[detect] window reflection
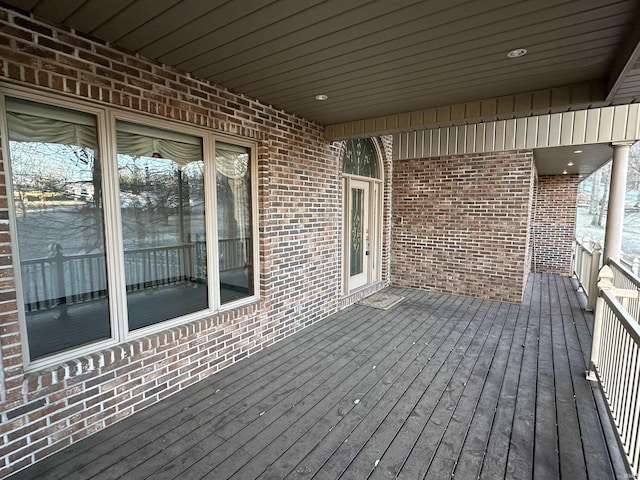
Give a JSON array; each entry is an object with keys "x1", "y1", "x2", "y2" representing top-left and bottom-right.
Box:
[
  {"x1": 6, "y1": 98, "x2": 111, "y2": 360},
  {"x1": 216, "y1": 143, "x2": 253, "y2": 303},
  {"x1": 116, "y1": 121, "x2": 207, "y2": 330}
]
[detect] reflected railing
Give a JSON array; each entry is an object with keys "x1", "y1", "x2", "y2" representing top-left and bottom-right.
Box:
[{"x1": 21, "y1": 238, "x2": 250, "y2": 312}]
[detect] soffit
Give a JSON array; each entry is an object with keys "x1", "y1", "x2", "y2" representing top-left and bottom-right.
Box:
[
  {"x1": 2, "y1": 0, "x2": 640, "y2": 132},
  {"x1": 393, "y1": 104, "x2": 640, "y2": 176},
  {"x1": 534, "y1": 144, "x2": 613, "y2": 178}
]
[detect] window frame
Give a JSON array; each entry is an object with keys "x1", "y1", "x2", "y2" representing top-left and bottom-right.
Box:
[{"x1": 1, "y1": 86, "x2": 260, "y2": 371}]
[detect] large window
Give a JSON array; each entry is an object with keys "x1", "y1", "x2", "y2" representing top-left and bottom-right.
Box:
[
  {"x1": 6, "y1": 98, "x2": 110, "y2": 360},
  {"x1": 3, "y1": 94, "x2": 258, "y2": 365},
  {"x1": 216, "y1": 143, "x2": 254, "y2": 303},
  {"x1": 116, "y1": 121, "x2": 208, "y2": 330}
]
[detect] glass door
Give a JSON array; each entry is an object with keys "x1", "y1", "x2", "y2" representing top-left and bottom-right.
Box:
[{"x1": 349, "y1": 180, "x2": 370, "y2": 290}]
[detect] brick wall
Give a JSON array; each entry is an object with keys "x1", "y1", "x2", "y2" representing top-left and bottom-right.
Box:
[
  {"x1": 391, "y1": 150, "x2": 535, "y2": 303},
  {"x1": 0, "y1": 7, "x2": 392, "y2": 477},
  {"x1": 532, "y1": 174, "x2": 579, "y2": 275}
]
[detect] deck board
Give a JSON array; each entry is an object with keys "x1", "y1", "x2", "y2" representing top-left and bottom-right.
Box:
[
  {"x1": 8, "y1": 275, "x2": 628, "y2": 480},
  {"x1": 550, "y1": 276, "x2": 588, "y2": 480},
  {"x1": 186, "y1": 291, "x2": 459, "y2": 479},
  {"x1": 395, "y1": 300, "x2": 504, "y2": 480},
  {"x1": 419, "y1": 302, "x2": 516, "y2": 480},
  {"x1": 275, "y1": 293, "x2": 469, "y2": 480},
  {"x1": 533, "y1": 275, "x2": 561, "y2": 480},
  {"x1": 254, "y1": 291, "x2": 460, "y2": 480},
  {"x1": 556, "y1": 276, "x2": 616, "y2": 479},
  {"x1": 22, "y1": 298, "x2": 374, "y2": 479},
  {"x1": 478, "y1": 302, "x2": 530, "y2": 480},
  {"x1": 504, "y1": 273, "x2": 541, "y2": 480},
  {"x1": 89, "y1": 297, "x2": 423, "y2": 480},
  {"x1": 327, "y1": 298, "x2": 491, "y2": 478}
]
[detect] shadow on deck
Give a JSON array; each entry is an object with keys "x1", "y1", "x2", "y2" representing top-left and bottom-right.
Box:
[{"x1": 9, "y1": 274, "x2": 628, "y2": 479}]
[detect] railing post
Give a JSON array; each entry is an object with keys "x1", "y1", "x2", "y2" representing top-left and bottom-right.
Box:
[
  {"x1": 587, "y1": 265, "x2": 614, "y2": 381},
  {"x1": 587, "y1": 243, "x2": 602, "y2": 311},
  {"x1": 574, "y1": 236, "x2": 583, "y2": 277},
  {"x1": 634, "y1": 257, "x2": 640, "y2": 277},
  {"x1": 51, "y1": 242, "x2": 69, "y2": 320}
]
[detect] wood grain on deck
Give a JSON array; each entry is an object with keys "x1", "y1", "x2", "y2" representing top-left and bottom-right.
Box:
[{"x1": 9, "y1": 275, "x2": 625, "y2": 480}]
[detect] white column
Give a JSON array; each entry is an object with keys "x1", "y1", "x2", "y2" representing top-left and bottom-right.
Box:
[{"x1": 603, "y1": 141, "x2": 633, "y2": 262}]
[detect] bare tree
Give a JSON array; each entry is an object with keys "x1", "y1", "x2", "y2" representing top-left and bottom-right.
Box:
[
  {"x1": 592, "y1": 162, "x2": 611, "y2": 227},
  {"x1": 8, "y1": 140, "x2": 104, "y2": 257}
]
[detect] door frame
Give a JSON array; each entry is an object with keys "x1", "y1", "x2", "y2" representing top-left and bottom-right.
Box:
[{"x1": 343, "y1": 175, "x2": 382, "y2": 293}]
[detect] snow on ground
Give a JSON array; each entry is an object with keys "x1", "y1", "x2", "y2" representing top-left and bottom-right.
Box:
[{"x1": 575, "y1": 206, "x2": 640, "y2": 263}]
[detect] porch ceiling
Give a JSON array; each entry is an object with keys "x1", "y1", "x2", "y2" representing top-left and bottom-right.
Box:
[
  {"x1": 3, "y1": 0, "x2": 640, "y2": 139},
  {"x1": 534, "y1": 143, "x2": 613, "y2": 178}
]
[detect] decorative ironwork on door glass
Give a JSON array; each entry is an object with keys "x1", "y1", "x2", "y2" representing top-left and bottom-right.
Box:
[
  {"x1": 350, "y1": 188, "x2": 364, "y2": 275},
  {"x1": 343, "y1": 139, "x2": 378, "y2": 178}
]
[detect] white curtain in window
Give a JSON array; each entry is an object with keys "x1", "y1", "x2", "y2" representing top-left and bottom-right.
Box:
[
  {"x1": 116, "y1": 126, "x2": 247, "y2": 180},
  {"x1": 116, "y1": 130, "x2": 202, "y2": 164},
  {"x1": 216, "y1": 147, "x2": 248, "y2": 180},
  {"x1": 6, "y1": 111, "x2": 98, "y2": 148},
  {"x1": 7, "y1": 100, "x2": 249, "y2": 179}
]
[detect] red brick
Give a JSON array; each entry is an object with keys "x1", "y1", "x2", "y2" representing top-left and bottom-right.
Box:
[
  {"x1": 533, "y1": 175, "x2": 579, "y2": 275},
  {"x1": 392, "y1": 151, "x2": 534, "y2": 303}
]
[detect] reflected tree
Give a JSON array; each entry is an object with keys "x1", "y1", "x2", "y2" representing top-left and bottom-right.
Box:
[{"x1": 9, "y1": 141, "x2": 104, "y2": 257}]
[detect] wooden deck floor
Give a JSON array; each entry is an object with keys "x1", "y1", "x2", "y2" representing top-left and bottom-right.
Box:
[{"x1": 10, "y1": 274, "x2": 628, "y2": 480}]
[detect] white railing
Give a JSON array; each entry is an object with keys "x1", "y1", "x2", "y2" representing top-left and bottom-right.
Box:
[
  {"x1": 573, "y1": 236, "x2": 640, "y2": 311},
  {"x1": 621, "y1": 256, "x2": 640, "y2": 278},
  {"x1": 587, "y1": 266, "x2": 640, "y2": 477},
  {"x1": 573, "y1": 236, "x2": 602, "y2": 310},
  {"x1": 610, "y1": 259, "x2": 640, "y2": 325}
]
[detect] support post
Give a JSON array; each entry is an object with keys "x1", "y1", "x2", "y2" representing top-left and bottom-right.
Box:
[
  {"x1": 587, "y1": 265, "x2": 614, "y2": 381},
  {"x1": 603, "y1": 142, "x2": 634, "y2": 263},
  {"x1": 587, "y1": 243, "x2": 602, "y2": 311}
]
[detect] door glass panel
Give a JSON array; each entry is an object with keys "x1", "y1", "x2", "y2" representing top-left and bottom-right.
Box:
[
  {"x1": 116, "y1": 121, "x2": 207, "y2": 330},
  {"x1": 350, "y1": 187, "x2": 364, "y2": 276},
  {"x1": 343, "y1": 139, "x2": 378, "y2": 178},
  {"x1": 6, "y1": 98, "x2": 111, "y2": 360}
]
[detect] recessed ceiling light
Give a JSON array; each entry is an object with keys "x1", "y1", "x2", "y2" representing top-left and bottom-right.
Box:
[
  {"x1": 315, "y1": 94, "x2": 328, "y2": 101},
  {"x1": 507, "y1": 48, "x2": 527, "y2": 58},
  {"x1": 562, "y1": 169, "x2": 568, "y2": 175},
  {"x1": 573, "y1": 149, "x2": 583, "y2": 154},
  {"x1": 567, "y1": 162, "x2": 574, "y2": 166}
]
